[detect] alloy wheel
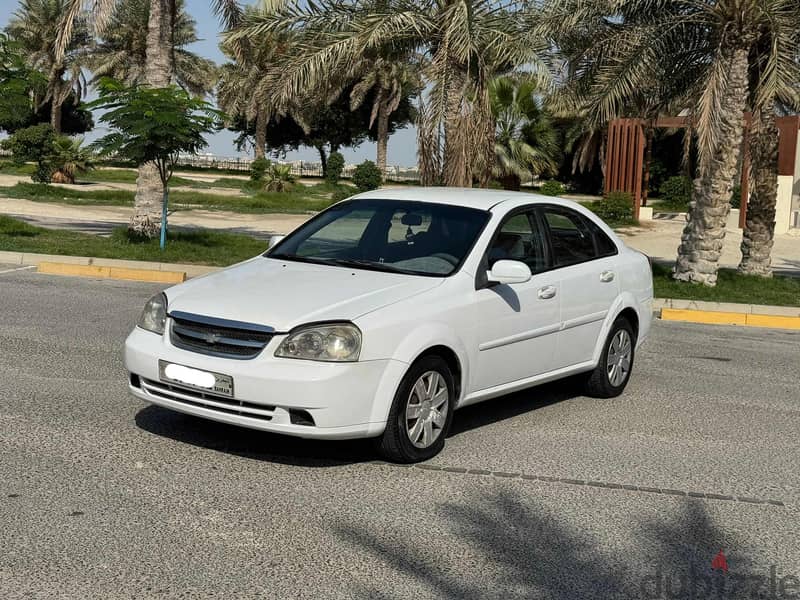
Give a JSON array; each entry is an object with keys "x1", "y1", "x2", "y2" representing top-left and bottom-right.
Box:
[
  {"x1": 606, "y1": 329, "x2": 632, "y2": 387},
  {"x1": 405, "y1": 370, "x2": 449, "y2": 449}
]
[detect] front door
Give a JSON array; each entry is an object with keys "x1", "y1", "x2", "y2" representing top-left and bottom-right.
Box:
[{"x1": 472, "y1": 209, "x2": 561, "y2": 392}]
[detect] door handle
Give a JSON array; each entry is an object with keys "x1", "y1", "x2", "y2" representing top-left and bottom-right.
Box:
[
  {"x1": 600, "y1": 270, "x2": 615, "y2": 283},
  {"x1": 538, "y1": 285, "x2": 557, "y2": 299}
]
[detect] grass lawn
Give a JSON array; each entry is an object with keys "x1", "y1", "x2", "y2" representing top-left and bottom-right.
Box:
[
  {"x1": 0, "y1": 182, "x2": 339, "y2": 213},
  {"x1": 0, "y1": 215, "x2": 266, "y2": 266},
  {"x1": 652, "y1": 263, "x2": 800, "y2": 307}
]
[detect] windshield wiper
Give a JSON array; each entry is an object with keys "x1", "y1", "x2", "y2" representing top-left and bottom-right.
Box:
[{"x1": 326, "y1": 258, "x2": 414, "y2": 274}]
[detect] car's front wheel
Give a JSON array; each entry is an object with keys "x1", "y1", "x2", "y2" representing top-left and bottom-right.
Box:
[
  {"x1": 376, "y1": 355, "x2": 455, "y2": 463},
  {"x1": 584, "y1": 317, "x2": 636, "y2": 398}
]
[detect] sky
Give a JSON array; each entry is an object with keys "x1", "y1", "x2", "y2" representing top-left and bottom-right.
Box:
[{"x1": 0, "y1": 0, "x2": 418, "y2": 167}]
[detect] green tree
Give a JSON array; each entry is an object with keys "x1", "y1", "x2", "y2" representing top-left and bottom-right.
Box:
[
  {"x1": 5, "y1": 0, "x2": 90, "y2": 133},
  {"x1": 490, "y1": 76, "x2": 559, "y2": 191},
  {"x1": 87, "y1": 0, "x2": 218, "y2": 96},
  {"x1": 88, "y1": 80, "x2": 220, "y2": 247},
  {"x1": 0, "y1": 33, "x2": 41, "y2": 132},
  {"x1": 1, "y1": 123, "x2": 56, "y2": 182}
]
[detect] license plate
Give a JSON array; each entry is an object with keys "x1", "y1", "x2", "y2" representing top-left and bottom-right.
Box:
[{"x1": 158, "y1": 360, "x2": 234, "y2": 397}]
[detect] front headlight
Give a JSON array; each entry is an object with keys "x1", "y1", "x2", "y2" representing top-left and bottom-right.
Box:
[
  {"x1": 137, "y1": 293, "x2": 167, "y2": 335},
  {"x1": 275, "y1": 323, "x2": 361, "y2": 362}
]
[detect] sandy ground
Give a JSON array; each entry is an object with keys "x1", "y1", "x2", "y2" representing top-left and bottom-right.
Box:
[{"x1": 0, "y1": 173, "x2": 245, "y2": 196}]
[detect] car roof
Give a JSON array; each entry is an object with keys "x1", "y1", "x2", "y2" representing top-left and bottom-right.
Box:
[{"x1": 353, "y1": 187, "x2": 556, "y2": 211}]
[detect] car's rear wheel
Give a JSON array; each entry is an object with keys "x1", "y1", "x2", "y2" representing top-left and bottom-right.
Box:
[
  {"x1": 584, "y1": 317, "x2": 636, "y2": 398},
  {"x1": 376, "y1": 355, "x2": 455, "y2": 463}
]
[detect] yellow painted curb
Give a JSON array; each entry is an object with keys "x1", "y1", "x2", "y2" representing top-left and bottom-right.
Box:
[
  {"x1": 661, "y1": 308, "x2": 800, "y2": 330},
  {"x1": 661, "y1": 308, "x2": 746, "y2": 326},
  {"x1": 37, "y1": 262, "x2": 185, "y2": 284},
  {"x1": 746, "y1": 314, "x2": 800, "y2": 331}
]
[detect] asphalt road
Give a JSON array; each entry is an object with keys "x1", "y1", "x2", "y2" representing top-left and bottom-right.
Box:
[{"x1": 2, "y1": 265, "x2": 799, "y2": 599}]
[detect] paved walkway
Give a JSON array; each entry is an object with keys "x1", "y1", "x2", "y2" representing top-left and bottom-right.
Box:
[{"x1": 617, "y1": 211, "x2": 800, "y2": 274}]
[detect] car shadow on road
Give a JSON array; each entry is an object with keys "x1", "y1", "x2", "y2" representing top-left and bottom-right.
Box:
[
  {"x1": 448, "y1": 377, "x2": 586, "y2": 437},
  {"x1": 334, "y1": 489, "x2": 764, "y2": 599},
  {"x1": 134, "y1": 405, "x2": 376, "y2": 467},
  {"x1": 134, "y1": 379, "x2": 582, "y2": 468}
]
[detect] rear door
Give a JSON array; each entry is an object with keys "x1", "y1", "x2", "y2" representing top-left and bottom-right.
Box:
[{"x1": 539, "y1": 205, "x2": 620, "y2": 369}]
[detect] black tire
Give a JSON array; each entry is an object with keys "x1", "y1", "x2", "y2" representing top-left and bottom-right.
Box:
[
  {"x1": 375, "y1": 355, "x2": 456, "y2": 463},
  {"x1": 584, "y1": 317, "x2": 636, "y2": 398}
]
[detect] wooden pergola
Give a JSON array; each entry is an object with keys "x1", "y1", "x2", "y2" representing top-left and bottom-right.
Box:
[{"x1": 604, "y1": 115, "x2": 800, "y2": 227}]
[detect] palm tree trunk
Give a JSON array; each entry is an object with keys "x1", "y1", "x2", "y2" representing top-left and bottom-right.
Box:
[
  {"x1": 376, "y1": 101, "x2": 389, "y2": 177},
  {"x1": 316, "y1": 143, "x2": 328, "y2": 177},
  {"x1": 131, "y1": 0, "x2": 175, "y2": 238},
  {"x1": 674, "y1": 47, "x2": 749, "y2": 286},
  {"x1": 443, "y1": 68, "x2": 470, "y2": 187},
  {"x1": 738, "y1": 109, "x2": 778, "y2": 277},
  {"x1": 50, "y1": 100, "x2": 62, "y2": 134},
  {"x1": 254, "y1": 109, "x2": 267, "y2": 159}
]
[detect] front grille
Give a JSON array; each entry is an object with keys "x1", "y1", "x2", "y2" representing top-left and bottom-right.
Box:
[
  {"x1": 139, "y1": 377, "x2": 276, "y2": 421},
  {"x1": 169, "y1": 311, "x2": 274, "y2": 359}
]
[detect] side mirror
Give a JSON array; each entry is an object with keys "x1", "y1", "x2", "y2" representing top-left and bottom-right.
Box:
[
  {"x1": 487, "y1": 260, "x2": 532, "y2": 285},
  {"x1": 269, "y1": 234, "x2": 285, "y2": 248}
]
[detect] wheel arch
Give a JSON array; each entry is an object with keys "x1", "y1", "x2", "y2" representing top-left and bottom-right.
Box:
[{"x1": 591, "y1": 293, "x2": 642, "y2": 365}]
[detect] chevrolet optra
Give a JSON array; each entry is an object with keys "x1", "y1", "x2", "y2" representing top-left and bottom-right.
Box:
[{"x1": 125, "y1": 188, "x2": 653, "y2": 462}]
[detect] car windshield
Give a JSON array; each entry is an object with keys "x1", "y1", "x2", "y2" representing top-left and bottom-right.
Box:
[{"x1": 266, "y1": 199, "x2": 490, "y2": 277}]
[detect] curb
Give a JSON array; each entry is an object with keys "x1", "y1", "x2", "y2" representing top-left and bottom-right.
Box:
[
  {"x1": 656, "y1": 299, "x2": 800, "y2": 330},
  {"x1": 0, "y1": 250, "x2": 220, "y2": 279},
  {"x1": 38, "y1": 262, "x2": 186, "y2": 284}
]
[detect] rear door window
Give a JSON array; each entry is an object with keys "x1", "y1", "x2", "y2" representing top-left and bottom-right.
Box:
[{"x1": 541, "y1": 207, "x2": 598, "y2": 267}]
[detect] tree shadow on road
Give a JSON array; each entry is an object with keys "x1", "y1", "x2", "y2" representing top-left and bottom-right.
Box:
[{"x1": 335, "y1": 488, "x2": 765, "y2": 599}]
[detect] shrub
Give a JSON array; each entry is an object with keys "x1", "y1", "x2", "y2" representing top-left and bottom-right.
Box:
[
  {"x1": 331, "y1": 188, "x2": 354, "y2": 202},
  {"x1": 539, "y1": 179, "x2": 564, "y2": 196},
  {"x1": 352, "y1": 160, "x2": 382, "y2": 192},
  {"x1": 49, "y1": 136, "x2": 94, "y2": 184},
  {"x1": 730, "y1": 184, "x2": 742, "y2": 209},
  {"x1": 591, "y1": 191, "x2": 634, "y2": 224},
  {"x1": 657, "y1": 175, "x2": 693, "y2": 211},
  {"x1": 1, "y1": 123, "x2": 56, "y2": 183},
  {"x1": 265, "y1": 163, "x2": 295, "y2": 192},
  {"x1": 326, "y1": 151, "x2": 345, "y2": 184},
  {"x1": 250, "y1": 157, "x2": 271, "y2": 182}
]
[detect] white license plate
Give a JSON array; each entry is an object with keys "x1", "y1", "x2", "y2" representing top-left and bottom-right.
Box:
[{"x1": 158, "y1": 360, "x2": 234, "y2": 397}]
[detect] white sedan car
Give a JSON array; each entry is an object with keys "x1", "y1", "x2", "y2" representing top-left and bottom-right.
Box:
[{"x1": 125, "y1": 188, "x2": 652, "y2": 462}]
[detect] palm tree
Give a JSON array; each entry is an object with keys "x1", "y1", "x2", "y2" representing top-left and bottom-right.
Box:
[
  {"x1": 5, "y1": 0, "x2": 90, "y2": 133},
  {"x1": 738, "y1": 4, "x2": 800, "y2": 276},
  {"x1": 218, "y1": 8, "x2": 289, "y2": 160},
  {"x1": 55, "y1": 0, "x2": 239, "y2": 237},
  {"x1": 229, "y1": 0, "x2": 550, "y2": 187},
  {"x1": 541, "y1": 0, "x2": 794, "y2": 286},
  {"x1": 490, "y1": 76, "x2": 559, "y2": 191},
  {"x1": 345, "y1": 56, "x2": 422, "y2": 174},
  {"x1": 87, "y1": 0, "x2": 217, "y2": 95}
]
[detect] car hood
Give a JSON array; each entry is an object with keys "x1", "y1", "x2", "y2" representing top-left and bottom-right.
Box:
[{"x1": 166, "y1": 257, "x2": 443, "y2": 331}]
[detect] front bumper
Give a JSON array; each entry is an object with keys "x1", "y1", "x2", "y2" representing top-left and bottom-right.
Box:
[{"x1": 124, "y1": 326, "x2": 407, "y2": 440}]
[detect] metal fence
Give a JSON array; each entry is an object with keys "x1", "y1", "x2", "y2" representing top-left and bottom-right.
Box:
[{"x1": 175, "y1": 154, "x2": 420, "y2": 182}]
